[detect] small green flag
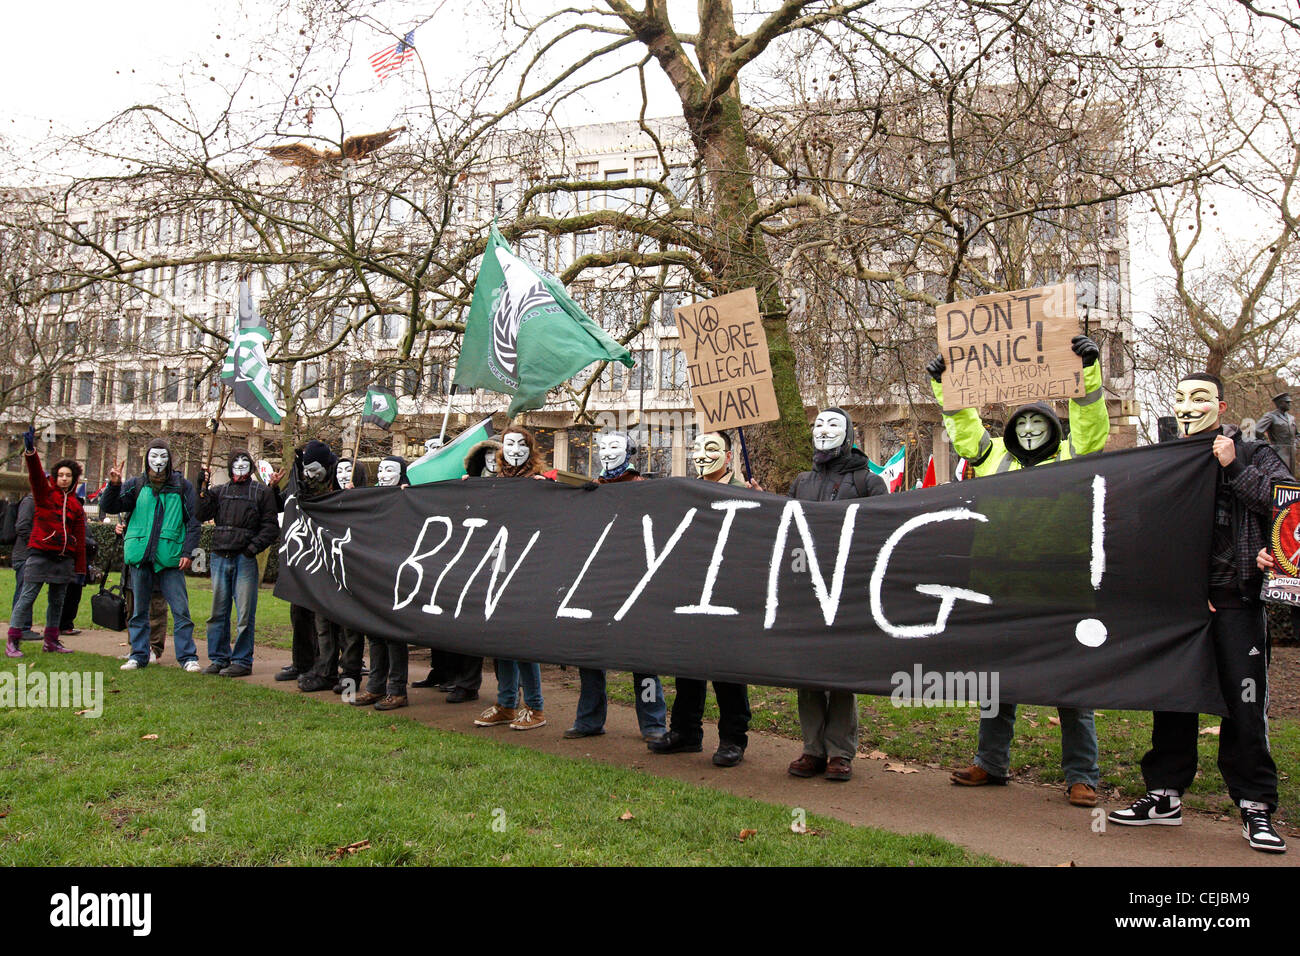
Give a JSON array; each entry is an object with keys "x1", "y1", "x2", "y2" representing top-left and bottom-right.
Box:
[
  {"x1": 220, "y1": 280, "x2": 284, "y2": 425},
  {"x1": 361, "y1": 387, "x2": 398, "y2": 430},
  {"x1": 406, "y1": 417, "x2": 494, "y2": 485},
  {"x1": 453, "y1": 224, "x2": 633, "y2": 416}
]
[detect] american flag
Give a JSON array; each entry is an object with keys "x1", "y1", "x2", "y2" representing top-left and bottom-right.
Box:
[{"x1": 369, "y1": 30, "x2": 416, "y2": 81}]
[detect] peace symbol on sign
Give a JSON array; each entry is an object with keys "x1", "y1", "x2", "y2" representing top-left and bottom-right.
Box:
[{"x1": 698, "y1": 305, "x2": 720, "y2": 332}]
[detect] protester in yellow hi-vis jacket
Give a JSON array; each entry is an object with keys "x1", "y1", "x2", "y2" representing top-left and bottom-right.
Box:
[
  {"x1": 927, "y1": 335, "x2": 1109, "y2": 475},
  {"x1": 926, "y1": 334, "x2": 1110, "y2": 808}
]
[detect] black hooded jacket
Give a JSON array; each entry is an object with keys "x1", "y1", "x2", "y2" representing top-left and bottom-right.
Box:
[
  {"x1": 788, "y1": 408, "x2": 888, "y2": 501},
  {"x1": 197, "y1": 447, "x2": 280, "y2": 556}
]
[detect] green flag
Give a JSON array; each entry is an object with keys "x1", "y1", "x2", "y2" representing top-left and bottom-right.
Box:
[
  {"x1": 362, "y1": 387, "x2": 398, "y2": 430},
  {"x1": 406, "y1": 417, "x2": 494, "y2": 485},
  {"x1": 453, "y1": 224, "x2": 633, "y2": 416},
  {"x1": 220, "y1": 279, "x2": 284, "y2": 425}
]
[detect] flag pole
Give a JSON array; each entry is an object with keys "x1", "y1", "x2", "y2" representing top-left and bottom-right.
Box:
[
  {"x1": 437, "y1": 384, "x2": 458, "y2": 446},
  {"x1": 737, "y1": 427, "x2": 753, "y2": 482},
  {"x1": 351, "y1": 413, "x2": 363, "y2": 466},
  {"x1": 204, "y1": 387, "x2": 232, "y2": 474}
]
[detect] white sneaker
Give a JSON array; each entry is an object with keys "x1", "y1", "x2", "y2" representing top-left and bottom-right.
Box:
[
  {"x1": 149, "y1": 650, "x2": 159, "y2": 663},
  {"x1": 183, "y1": 660, "x2": 201, "y2": 673},
  {"x1": 120, "y1": 659, "x2": 142, "y2": 671}
]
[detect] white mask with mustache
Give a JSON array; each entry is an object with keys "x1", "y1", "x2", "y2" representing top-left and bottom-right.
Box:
[
  {"x1": 1014, "y1": 412, "x2": 1052, "y2": 451},
  {"x1": 501, "y1": 433, "x2": 530, "y2": 468},
  {"x1": 1174, "y1": 379, "x2": 1222, "y2": 436},
  {"x1": 692, "y1": 433, "x2": 729, "y2": 479},
  {"x1": 812, "y1": 412, "x2": 847, "y2": 452}
]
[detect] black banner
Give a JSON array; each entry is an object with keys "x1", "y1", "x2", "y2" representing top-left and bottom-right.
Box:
[{"x1": 275, "y1": 437, "x2": 1226, "y2": 714}]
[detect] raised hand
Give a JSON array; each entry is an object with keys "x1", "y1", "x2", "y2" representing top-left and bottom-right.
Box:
[
  {"x1": 926, "y1": 355, "x2": 947, "y2": 383},
  {"x1": 1071, "y1": 334, "x2": 1100, "y2": 367},
  {"x1": 21, "y1": 426, "x2": 35, "y2": 453}
]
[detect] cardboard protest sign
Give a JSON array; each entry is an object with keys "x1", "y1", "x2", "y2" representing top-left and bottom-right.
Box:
[
  {"x1": 1261, "y1": 482, "x2": 1300, "y2": 608},
  {"x1": 674, "y1": 288, "x2": 780, "y2": 430},
  {"x1": 936, "y1": 282, "x2": 1085, "y2": 411}
]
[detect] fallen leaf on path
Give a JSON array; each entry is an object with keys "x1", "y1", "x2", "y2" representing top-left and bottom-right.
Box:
[
  {"x1": 1199, "y1": 725, "x2": 1221, "y2": 736},
  {"x1": 1026, "y1": 719, "x2": 1039, "y2": 728},
  {"x1": 737, "y1": 829, "x2": 758, "y2": 842},
  {"x1": 328, "y1": 839, "x2": 371, "y2": 861},
  {"x1": 75, "y1": 709, "x2": 92, "y2": 716},
  {"x1": 140, "y1": 734, "x2": 158, "y2": 740},
  {"x1": 884, "y1": 763, "x2": 919, "y2": 774},
  {"x1": 1048, "y1": 716, "x2": 1061, "y2": 727},
  {"x1": 865, "y1": 750, "x2": 887, "y2": 760},
  {"x1": 619, "y1": 811, "x2": 635, "y2": 821}
]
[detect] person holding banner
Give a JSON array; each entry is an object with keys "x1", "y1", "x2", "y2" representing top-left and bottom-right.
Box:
[
  {"x1": 565, "y1": 431, "x2": 668, "y2": 743},
  {"x1": 649, "y1": 430, "x2": 752, "y2": 767},
  {"x1": 786, "y1": 410, "x2": 886, "y2": 782},
  {"x1": 928, "y1": 336, "x2": 1107, "y2": 807},
  {"x1": 352, "y1": 456, "x2": 411, "y2": 710},
  {"x1": 1110, "y1": 372, "x2": 1288, "y2": 853},
  {"x1": 290, "y1": 441, "x2": 350, "y2": 693},
  {"x1": 471, "y1": 429, "x2": 548, "y2": 731}
]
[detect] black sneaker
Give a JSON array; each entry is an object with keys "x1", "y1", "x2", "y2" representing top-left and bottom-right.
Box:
[
  {"x1": 219, "y1": 663, "x2": 252, "y2": 678},
  {"x1": 445, "y1": 687, "x2": 479, "y2": 704},
  {"x1": 648, "y1": 731, "x2": 703, "y2": 755},
  {"x1": 1108, "y1": 792, "x2": 1182, "y2": 826},
  {"x1": 712, "y1": 742, "x2": 745, "y2": 767},
  {"x1": 274, "y1": 665, "x2": 300, "y2": 682},
  {"x1": 1241, "y1": 808, "x2": 1287, "y2": 853},
  {"x1": 202, "y1": 661, "x2": 227, "y2": 675},
  {"x1": 297, "y1": 674, "x2": 334, "y2": 693}
]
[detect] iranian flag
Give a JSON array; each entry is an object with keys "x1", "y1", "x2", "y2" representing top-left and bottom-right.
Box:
[
  {"x1": 453, "y1": 224, "x2": 633, "y2": 416},
  {"x1": 220, "y1": 280, "x2": 284, "y2": 425},
  {"x1": 406, "y1": 417, "x2": 494, "y2": 485},
  {"x1": 869, "y1": 446, "x2": 906, "y2": 493}
]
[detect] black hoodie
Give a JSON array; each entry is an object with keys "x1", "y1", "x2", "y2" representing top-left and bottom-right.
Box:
[
  {"x1": 788, "y1": 408, "x2": 887, "y2": 501},
  {"x1": 1001, "y1": 402, "x2": 1065, "y2": 468}
]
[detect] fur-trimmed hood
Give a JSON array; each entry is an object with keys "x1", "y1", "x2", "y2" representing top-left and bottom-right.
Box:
[{"x1": 464, "y1": 439, "x2": 502, "y2": 478}]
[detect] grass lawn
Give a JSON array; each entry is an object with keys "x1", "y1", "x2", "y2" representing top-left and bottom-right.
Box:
[{"x1": 0, "y1": 652, "x2": 994, "y2": 866}]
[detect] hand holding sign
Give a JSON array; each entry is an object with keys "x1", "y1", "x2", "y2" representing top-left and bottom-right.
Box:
[{"x1": 935, "y1": 282, "x2": 1086, "y2": 411}]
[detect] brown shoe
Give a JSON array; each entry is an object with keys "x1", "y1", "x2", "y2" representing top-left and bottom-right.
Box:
[
  {"x1": 824, "y1": 756, "x2": 853, "y2": 781},
  {"x1": 473, "y1": 704, "x2": 517, "y2": 727},
  {"x1": 950, "y1": 764, "x2": 1008, "y2": 786},
  {"x1": 350, "y1": 691, "x2": 384, "y2": 707},
  {"x1": 509, "y1": 707, "x2": 547, "y2": 731},
  {"x1": 1068, "y1": 783, "x2": 1098, "y2": 807},
  {"x1": 374, "y1": 695, "x2": 408, "y2": 711},
  {"x1": 788, "y1": 754, "x2": 828, "y2": 778}
]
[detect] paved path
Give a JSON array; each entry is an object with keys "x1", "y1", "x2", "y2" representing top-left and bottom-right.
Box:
[{"x1": 58, "y1": 630, "x2": 1297, "y2": 867}]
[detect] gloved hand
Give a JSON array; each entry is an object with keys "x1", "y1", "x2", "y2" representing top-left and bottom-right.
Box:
[
  {"x1": 1071, "y1": 334, "x2": 1100, "y2": 367},
  {"x1": 22, "y1": 426, "x2": 36, "y2": 453},
  {"x1": 199, "y1": 466, "x2": 211, "y2": 492},
  {"x1": 74, "y1": 573, "x2": 86, "y2": 587},
  {"x1": 926, "y1": 355, "x2": 947, "y2": 383},
  {"x1": 243, "y1": 546, "x2": 258, "y2": 559}
]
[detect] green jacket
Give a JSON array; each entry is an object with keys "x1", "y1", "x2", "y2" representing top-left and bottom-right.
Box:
[
  {"x1": 931, "y1": 361, "x2": 1108, "y2": 476},
  {"x1": 102, "y1": 472, "x2": 201, "y2": 572}
]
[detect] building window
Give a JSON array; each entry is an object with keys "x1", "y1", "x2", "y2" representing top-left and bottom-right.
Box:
[
  {"x1": 96, "y1": 370, "x2": 113, "y2": 405},
  {"x1": 75, "y1": 372, "x2": 93, "y2": 405},
  {"x1": 601, "y1": 361, "x2": 625, "y2": 393},
  {"x1": 163, "y1": 369, "x2": 180, "y2": 403},
  {"x1": 659, "y1": 348, "x2": 687, "y2": 390},
  {"x1": 120, "y1": 371, "x2": 136, "y2": 404},
  {"x1": 628, "y1": 349, "x2": 655, "y2": 391},
  {"x1": 302, "y1": 363, "x2": 320, "y2": 400}
]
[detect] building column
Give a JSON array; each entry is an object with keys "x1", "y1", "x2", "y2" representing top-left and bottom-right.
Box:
[
  {"x1": 553, "y1": 429, "x2": 569, "y2": 471},
  {"x1": 932, "y1": 424, "x2": 950, "y2": 484}
]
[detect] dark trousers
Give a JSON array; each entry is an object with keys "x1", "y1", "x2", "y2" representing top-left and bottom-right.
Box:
[
  {"x1": 670, "y1": 678, "x2": 751, "y2": 749},
  {"x1": 366, "y1": 637, "x2": 409, "y2": 697},
  {"x1": 1141, "y1": 601, "x2": 1279, "y2": 810},
  {"x1": 445, "y1": 653, "x2": 484, "y2": 692},
  {"x1": 289, "y1": 604, "x2": 317, "y2": 672},
  {"x1": 59, "y1": 580, "x2": 84, "y2": 631},
  {"x1": 310, "y1": 617, "x2": 363, "y2": 681}
]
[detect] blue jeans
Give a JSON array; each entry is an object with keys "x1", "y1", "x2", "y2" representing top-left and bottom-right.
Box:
[
  {"x1": 128, "y1": 565, "x2": 196, "y2": 666},
  {"x1": 206, "y1": 552, "x2": 260, "y2": 668},
  {"x1": 10, "y1": 559, "x2": 24, "y2": 615},
  {"x1": 573, "y1": 668, "x2": 666, "y2": 736},
  {"x1": 495, "y1": 659, "x2": 543, "y2": 710},
  {"x1": 11, "y1": 578, "x2": 66, "y2": 633},
  {"x1": 975, "y1": 705, "x2": 1099, "y2": 786}
]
